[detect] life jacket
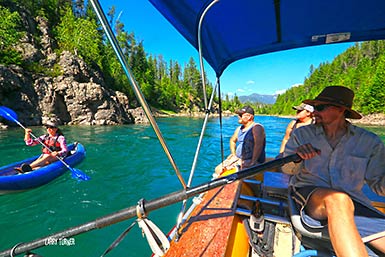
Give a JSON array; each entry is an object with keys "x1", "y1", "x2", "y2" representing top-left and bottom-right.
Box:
[
  {"x1": 236, "y1": 123, "x2": 266, "y2": 163},
  {"x1": 42, "y1": 134, "x2": 61, "y2": 154}
]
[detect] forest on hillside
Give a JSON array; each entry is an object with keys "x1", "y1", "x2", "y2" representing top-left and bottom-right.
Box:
[
  {"x1": 0, "y1": 0, "x2": 244, "y2": 113},
  {"x1": 266, "y1": 41, "x2": 385, "y2": 116},
  {"x1": 1, "y1": 0, "x2": 385, "y2": 116}
]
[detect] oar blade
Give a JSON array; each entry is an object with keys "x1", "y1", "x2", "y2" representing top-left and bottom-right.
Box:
[
  {"x1": 71, "y1": 168, "x2": 91, "y2": 181},
  {"x1": 0, "y1": 106, "x2": 18, "y2": 122}
]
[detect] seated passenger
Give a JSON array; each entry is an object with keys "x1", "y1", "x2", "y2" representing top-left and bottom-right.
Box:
[
  {"x1": 17, "y1": 118, "x2": 68, "y2": 173},
  {"x1": 278, "y1": 103, "x2": 314, "y2": 156},
  {"x1": 283, "y1": 86, "x2": 385, "y2": 256},
  {"x1": 215, "y1": 106, "x2": 266, "y2": 176}
]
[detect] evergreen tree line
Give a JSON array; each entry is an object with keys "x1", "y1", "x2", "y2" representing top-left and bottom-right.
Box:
[
  {"x1": 2, "y1": 0, "x2": 385, "y2": 116},
  {"x1": 266, "y1": 41, "x2": 385, "y2": 116},
  {"x1": 0, "y1": 0, "x2": 228, "y2": 113}
]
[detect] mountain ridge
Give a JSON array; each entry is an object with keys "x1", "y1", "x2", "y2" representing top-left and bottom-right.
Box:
[{"x1": 238, "y1": 93, "x2": 277, "y2": 104}]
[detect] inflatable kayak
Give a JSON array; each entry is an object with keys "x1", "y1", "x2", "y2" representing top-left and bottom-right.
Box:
[{"x1": 0, "y1": 143, "x2": 86, "y2": 194}]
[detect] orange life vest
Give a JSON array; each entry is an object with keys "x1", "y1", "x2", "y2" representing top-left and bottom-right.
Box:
[{"x1": 42, "y1": 135, "x2": 61, "y2": 154}]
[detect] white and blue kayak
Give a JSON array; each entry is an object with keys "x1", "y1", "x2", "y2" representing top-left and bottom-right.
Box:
[{"x1": 0, "y1": 143, "x2": 86, "y2": 194}]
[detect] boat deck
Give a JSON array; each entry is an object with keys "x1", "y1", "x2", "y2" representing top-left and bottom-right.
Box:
[{"x1": 164, "y1": 181, "x2": 241, "y2": 257}]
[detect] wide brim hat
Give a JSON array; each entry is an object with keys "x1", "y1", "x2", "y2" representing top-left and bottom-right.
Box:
[
  {"x1": 303, "y1": 86, "x2": 362, "y2": 119},
  {"x1": 43, "y1": 118, "x2": 59, "y2": 127}
]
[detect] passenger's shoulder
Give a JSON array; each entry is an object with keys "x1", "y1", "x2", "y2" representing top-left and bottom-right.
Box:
[
  {"x1": 292, "y1": 123, "x2": 317, "y2": 137},
  {"x1": 351, "y1": 125, "x2": 382, "y2": 142},
  {"x1": 253, "y1": 122, "x2": 265, "y2": 131},
  {"x1": 57, "y1": 134, "x2": 66, "y2": 140}
]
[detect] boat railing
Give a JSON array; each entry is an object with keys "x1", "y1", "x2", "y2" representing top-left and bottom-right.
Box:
[
  {"x1": 173, "y1": 0, "x2": 222, "y2": 240},
  {"x1": 89, "y1": 0, "x2": 186, "y2": 189}
]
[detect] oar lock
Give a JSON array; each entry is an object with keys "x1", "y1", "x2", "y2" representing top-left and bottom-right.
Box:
[
  {"x1": 135, "y1": 198, "x2": 171, "y2": 255},
  {"x1": 136, "y1": 198, "x2": 147, "y2": 219}
]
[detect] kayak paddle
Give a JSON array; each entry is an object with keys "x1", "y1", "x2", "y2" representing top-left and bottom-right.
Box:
[{"x1": 0, "y1": 106, "x2": 90, "y2": 181}]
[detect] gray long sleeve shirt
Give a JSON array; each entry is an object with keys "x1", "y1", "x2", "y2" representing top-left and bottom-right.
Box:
[{"x1": 283, "y1": 122, "x2": 385, "y2": 213}]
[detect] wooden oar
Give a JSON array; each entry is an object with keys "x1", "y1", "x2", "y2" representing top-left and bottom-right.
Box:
[
  {"x1": 0, "y1": 106, "x2": 90, "y2": 181},
  {"x1": 0, "y1": 154, "x2": 300, "y2": 257}
]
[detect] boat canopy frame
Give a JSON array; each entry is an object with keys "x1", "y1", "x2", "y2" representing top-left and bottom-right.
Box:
[
  {"x1": 89, "y1": 0, "x2": 187, "y2": 189},
  {"x1": 149, "y1": 0, "x2": 385, "y2": 77}
]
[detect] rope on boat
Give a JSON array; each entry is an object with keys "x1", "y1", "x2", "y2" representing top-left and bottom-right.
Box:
[
  {"x1": 137, "y1": 219, "x2": 170, "y2": 256},
  {"x1": 136, "y1": 199, "x2": 170, "y2": 256},
  {"x1": 100, "y1": 220, "x2": 137, "y2": 257},
  {"x1": 100, "y1": 199, "x2": 170, "y2": 257}
]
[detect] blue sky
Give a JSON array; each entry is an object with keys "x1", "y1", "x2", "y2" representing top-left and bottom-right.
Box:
[{"x1": 99, "y1": 0, "x2": 354, "y2": 96}]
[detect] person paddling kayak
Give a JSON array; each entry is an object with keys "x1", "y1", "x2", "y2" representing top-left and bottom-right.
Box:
[{"x1": 16, "y1": 118, "x2": 68, "y2": 173}]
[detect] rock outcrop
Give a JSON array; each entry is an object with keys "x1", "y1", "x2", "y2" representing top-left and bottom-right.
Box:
[{"x1": 0, "y1": 12, "x2": 149, "y2": 128}]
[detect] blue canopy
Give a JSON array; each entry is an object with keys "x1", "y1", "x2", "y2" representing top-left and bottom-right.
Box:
[{"x1": 149, "y1": 0, "x2": 385, "y2": 77}]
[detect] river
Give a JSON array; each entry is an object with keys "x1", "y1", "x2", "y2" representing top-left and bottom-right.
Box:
[{"x1": 1, "y1": 115, "x2": 384, "y2": 256}]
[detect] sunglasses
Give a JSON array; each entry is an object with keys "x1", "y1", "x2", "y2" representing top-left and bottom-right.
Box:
[
  {"x1": 314, "y1": 104, "x2": 336, "y2": 112},
  {"x1": 45, "y1": 126, "x2": 57, "y2": 129}
]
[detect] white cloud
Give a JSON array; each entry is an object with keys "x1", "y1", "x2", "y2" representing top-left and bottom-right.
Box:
[
  {"x1": 246, "y1": 80, "x2": 255, "y2": 85},
  {"x1": 273, "y1": 83, "x2": 303, "y2": 95},
  {"x1": 237, "y1": 88, "x2": 246, "y2": 93},
  {"x1": 275, "y1": 89, "x2": 287, "y2": 95}
]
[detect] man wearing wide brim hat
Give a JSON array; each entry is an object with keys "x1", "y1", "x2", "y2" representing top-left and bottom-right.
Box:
[
  {"x1": 283, "y1": 86, "x2": 385, "y2": 256},
  {"x1": 303, "y1": 85, "x2": 362, "y2": 119}
]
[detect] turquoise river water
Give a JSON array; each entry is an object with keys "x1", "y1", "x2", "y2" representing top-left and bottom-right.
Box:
[{"x1": 1, "y1": 115, "x2": 384, "y2": 257}]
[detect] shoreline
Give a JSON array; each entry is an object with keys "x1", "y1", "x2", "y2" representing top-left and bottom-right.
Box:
[
  {"x1": 271, "y1": 113, "x2": 385, "y2": 126},
  {"x1": 274, "y1": 113, "x2": 385, "y2": 126},
  {"x1": 349, "y1": 113, "x2": 385, "y2": 126},
  {"x1": 158, "y1": 111, "x2": 385, "y2": 126}
]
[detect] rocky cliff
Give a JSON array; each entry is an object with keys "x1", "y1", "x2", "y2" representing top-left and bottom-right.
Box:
[{"x1": 0, "y1": 12, "x2": 148, "y2": 128}]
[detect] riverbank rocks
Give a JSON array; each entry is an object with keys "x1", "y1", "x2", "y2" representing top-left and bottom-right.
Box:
[
  {"x1": 0, "y1": 9, "x2": 149, "y2": 128},
  {"x1": 0, "y1": 50, "x2": 150, "y2": 128},
  {"x1": 350, "y1": 113, "x2": 385, "y2": 126}
]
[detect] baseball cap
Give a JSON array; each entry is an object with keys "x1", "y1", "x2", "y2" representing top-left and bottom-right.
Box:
[
  {"x1": 235, "y1": 106, "x2": 254, "y2": 115},
  {"x1": 292, "y1": 103, "x2": 314, "y2": 113}
]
